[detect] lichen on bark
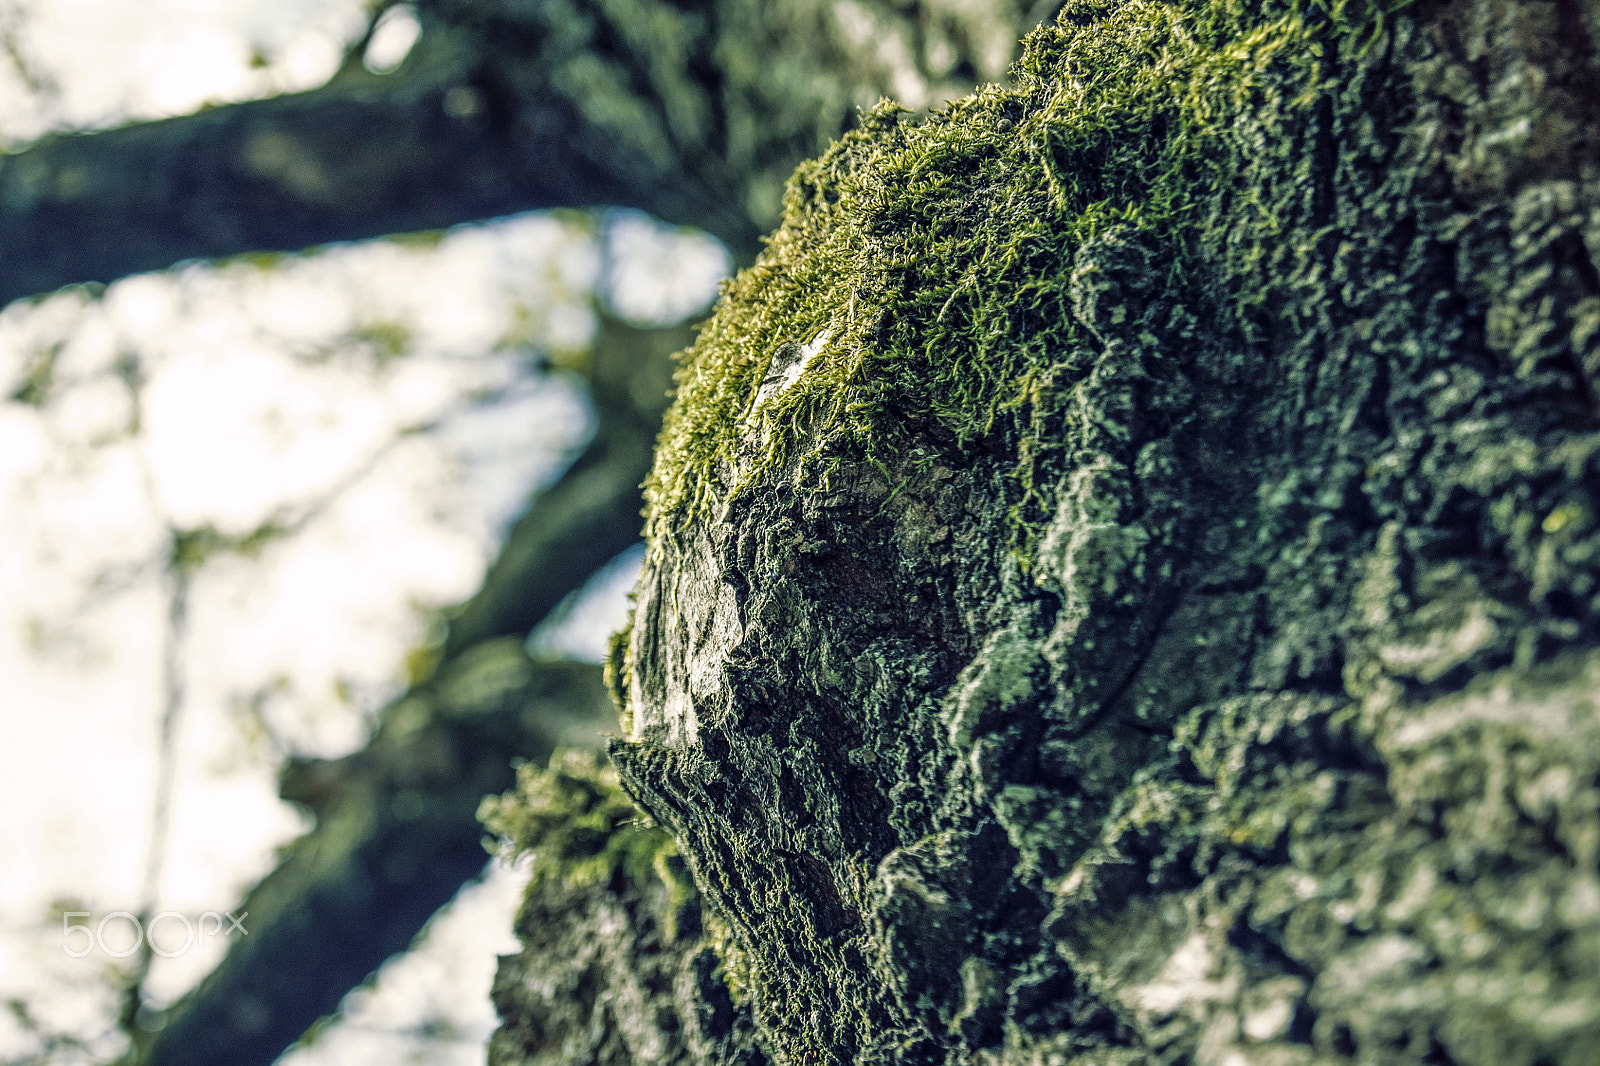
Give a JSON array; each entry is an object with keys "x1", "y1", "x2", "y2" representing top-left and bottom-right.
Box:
[{"x1": 524, "y1": 0, "x2": 1600, "y2": 1063}]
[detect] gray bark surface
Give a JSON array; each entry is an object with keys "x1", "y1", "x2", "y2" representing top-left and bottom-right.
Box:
[{"x1": 569, "y1": 0, "x2": 1600, "y2": 1063}]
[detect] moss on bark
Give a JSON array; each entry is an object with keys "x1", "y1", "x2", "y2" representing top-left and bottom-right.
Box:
[
  {"x1": 482, "y1": 750, "x2": 770, "y2": 1065},
  {"x1": 515, "y1": 0, "x2": 1600, "y2": 1063}
]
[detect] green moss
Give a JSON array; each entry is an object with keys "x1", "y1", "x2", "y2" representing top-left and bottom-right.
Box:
[
  {"x1": 641, "y1": 0, "x2": 1404, "y2": 551},
  {"x1": 701, "y1": 907, "x2": 755, "y2": 1008},
  {"x1": 603, "y1": 619, "x2": 635, "y2": 737},
  {"x1": 479, "y1": 748, "x2": 682, "y2": 900},
  {"x1": 482, "y1": 751, "x2": 769, "y2": 1009}
]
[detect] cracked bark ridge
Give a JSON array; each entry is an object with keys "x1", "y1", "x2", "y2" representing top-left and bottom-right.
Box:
[{"x1": 610, "y1": 0, "x2": 1600, "y2": 1064}]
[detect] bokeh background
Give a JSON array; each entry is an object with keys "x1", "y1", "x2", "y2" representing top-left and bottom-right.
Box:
[{"x1": 0, "y1": 2, "x2": 728, "y2": 1061}]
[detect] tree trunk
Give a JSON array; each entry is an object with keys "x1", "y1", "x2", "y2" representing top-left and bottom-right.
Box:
[
  {"x1": 475, "y1": 0, "x2": 1600, "y2": 1063},
  {"x1": 481, "y1": 750, "x2": 772, "y2": 1066}
]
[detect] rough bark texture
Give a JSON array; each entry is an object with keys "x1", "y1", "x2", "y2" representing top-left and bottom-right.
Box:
[{"x1": 479, "y1": 0, "x2": 1600, "y2": 1063}]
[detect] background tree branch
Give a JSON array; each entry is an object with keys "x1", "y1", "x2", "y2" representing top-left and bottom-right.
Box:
[
  {"x1": 0, "y1": 0, "x2": 1050, "y2": 307},
  {"x1": 122, "y1": 311, "x2": 688, "y2": 1066},
  {"x1": 0, "y1": 57, "x2": 755, "y2": 307}
]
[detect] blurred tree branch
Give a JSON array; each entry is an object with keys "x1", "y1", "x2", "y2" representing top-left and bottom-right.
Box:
[
  {"x1": 0, "y1": 66, "x2": 757, "y2": 306},
  {"x1": 123, "y1": 311, "x2": 689, "y2": 1066},
  {"x1": 0, "y1": 0, "x2": 1047, "y2": 306}
]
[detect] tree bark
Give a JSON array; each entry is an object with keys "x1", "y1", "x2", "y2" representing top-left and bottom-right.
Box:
[
  {"x1": 543, "y1": 0, "x2": 1600, "y2": 1063},
  {"x1": 481, "y1": 750, "x2": 771, "y2": 1066}
]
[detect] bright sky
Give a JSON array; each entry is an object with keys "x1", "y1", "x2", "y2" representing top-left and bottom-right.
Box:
[
  {"x1": 0, "y1": 0, "x2": 368, "y2": 143},
  {"x1": 0, "y1": 3, "x2": 729, "y2": 1062}
]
